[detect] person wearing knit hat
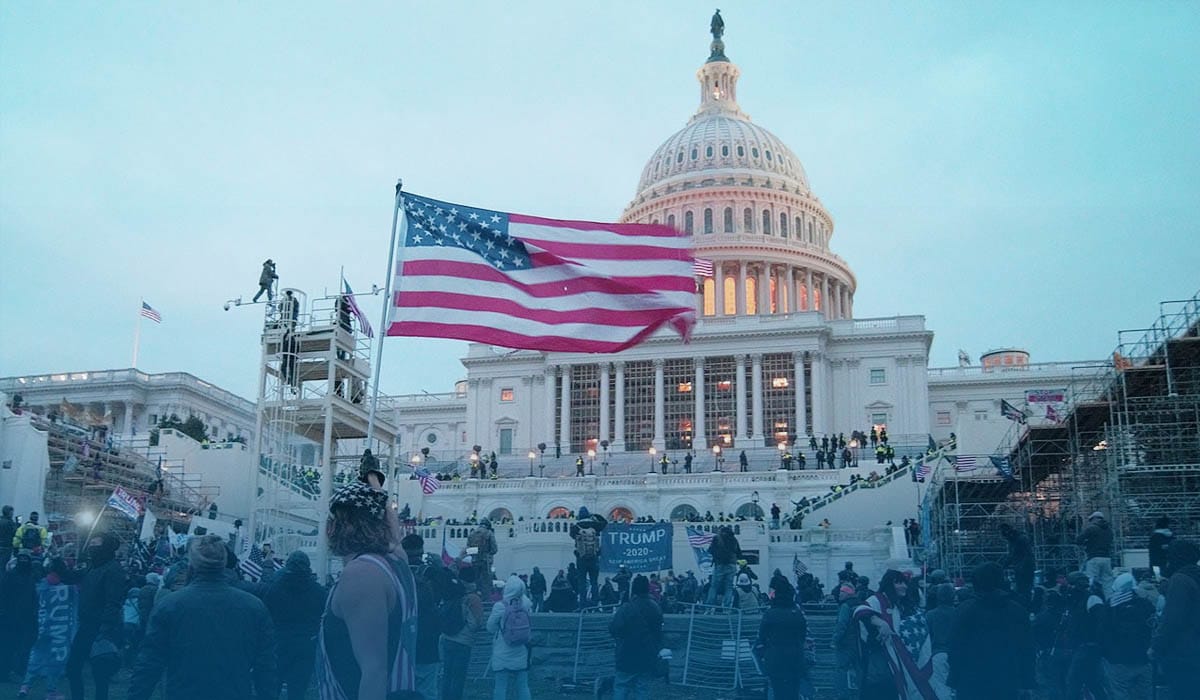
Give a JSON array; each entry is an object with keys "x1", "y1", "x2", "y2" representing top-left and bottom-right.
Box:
[
  {"x1": 129, "y1": 534, "x2": 278, "y2": 700},
  {"x1": 1151, "y1": 539, "x2": 1200, "y2": 700},
  {"x1": 65, "y1": 532, "x2": 126, "y2": 700},
  {"x1": 947, "y1": 562, "x2": 1034, "y2": 700},
  {"x1": 260, "y1": 550, "x2": 325, "y2": 700},
  {"x1": 314, "y1": 481, "x2": 419, "y2": 700},
  {"x1": 1076, "y1": 510, "x2": 1114, "y2": 594},
  {"x1": 609, "y1": 574, "x2": 663, "y2": 700}
]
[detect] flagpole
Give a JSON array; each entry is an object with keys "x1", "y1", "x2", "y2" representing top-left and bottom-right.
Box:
[
  {"x1": 132, "y1": 299, "x2": 143, "y2": 368},
  {"x1": 366, "y1": 179, "x2": 404, "y2": 446},
  {"x1": 81, "y1": 503, "x2": 109, "y2": 553}
]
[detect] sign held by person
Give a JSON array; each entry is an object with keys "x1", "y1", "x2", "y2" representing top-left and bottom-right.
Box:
[{"x1": 600, "y1": 522, "x2": 673, "y2": 573}]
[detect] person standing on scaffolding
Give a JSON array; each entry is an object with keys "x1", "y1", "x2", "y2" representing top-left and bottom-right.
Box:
[{"x1": 252, "y1": 259, "x2": 277, "y2": 302}]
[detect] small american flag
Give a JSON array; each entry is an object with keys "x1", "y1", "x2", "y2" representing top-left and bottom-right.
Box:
[
  {"x1": 915, "y1": 459, "x2": 930, "y2": 480},
  {"x1": 239, "y1": 545, "x2": 264, "y2": 582},
  {"x1": 1001, "y1": 399, "x2": 1027, "y2": 424},
  {"x1": 1045, "y1": 405, "x2": 1062, "y2": 424},
  {"x1": 792, "y1": 554, "x2": 808, "y2": 577},
  {"x1": 692, "y1": 258, "x2": 714, "y2": 278},
  {"x1": 343, "y1": 280, "x2": 374, "y2": 338},
  {"x1": 415, "y1": 467, "x2": 439, "y2": 495},
  {"x1": 140, "y1": 301, "x2": 162, "y2": 324},
  {"x1": 955, "y1": 455, "x2": 977, "y2": 473},
  {"x1": 686, "y1": 526, "x2": 715, "y2": 547}
]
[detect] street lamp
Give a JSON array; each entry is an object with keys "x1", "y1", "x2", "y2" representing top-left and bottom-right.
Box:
[
  {"x1": 649, "y1": 447, "x2": 657, "y2": 473},
  {"x1": 587, "y1": 448, "x2": 596, "y2": 476},
  {"x1": 712, "y1": 444, "x2": 722, "y2": 471},
  {"x1": 528, "y1": 451, "x2": 536, "y2": 477},
  {"x1": 778, "y1": 442, "x2": 786, "y2": 469},
  {"x1": 601, "y1": 440, "x2": 610, "y2": 476},
  {"x1": 468, "y1": 452, "x2": 479, "y2": 479}
]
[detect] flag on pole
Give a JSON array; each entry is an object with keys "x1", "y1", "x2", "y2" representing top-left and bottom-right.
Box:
[
  {"x1": 387, "y1": 192, "x2": 696, "y2": 353},
  {"x1": 955, "y1": 456, "x2": 977, "y2": 473},
  {"x1": 792, "y1": 553, "x2": 808, "y2": 577},
  {"x1": 1045, "y1": 405, "x2": 1062, "y2": 424},
  {"x1": 1001, "y1": 399, "x2": 1027, "y2": 424},
  {"x1": 415, "y1": 467, "x2": 439, "y2": 495},
  {"x1": 990, "y1": 456, "x2": 1014, "y2": 481},
  {"x1": 106, "y1": 486, "x2": 144, "y2": 520},
  {"x1": 686, "y1": 526, "x2": 715, "y2": 577},
  {"x1": 343, "y1": 280, "x2": 374, "y2": 338},
  {"x1": 441, "y1": 528, "x2": 470, "y2": 567},
  {"x1": 692, "y1": 258, "x2": 714, "y2": 278},
  {"x1": 239, "y1": 545, "x2": 265, "y2": 582},
  {"x1": 915, "y1": 459, "x2": 931, "y2": 480},
  {"x1": 140, "y1": 302, "x2": 162, "y2": 323}
]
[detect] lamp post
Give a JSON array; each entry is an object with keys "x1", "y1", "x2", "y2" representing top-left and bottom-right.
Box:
[
  {"x1": 469, "y1": 452, "x2": 478, "y2": 479},
  {"x1": 537, "y1": 442, "x2": 546, "y2": 477},
  {"x1": 648, "y1": 447, "x2": 657, "y2": 474},
  {"x1": 778, "y1": 442, "x2": 786, "y2": 469},
  {"x1": 712, "y1": 444, "x2": 722, "y2": 471},
  {"x1": 587, "y1": 448, "x2": 596, "y2": 476},
  {"x1": 600, "y1": 440, "x2": 610, "y2": 476},
  {"x1": 528, "y1": 451, "x2": 536, "y2": 477}
]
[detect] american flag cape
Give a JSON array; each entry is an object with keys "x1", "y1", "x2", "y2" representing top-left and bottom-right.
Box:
[
  {"x1": 387, "y1": 193, "x2": 696, "y2": 353},
  {"x1": 686, "y1": 526, "x2": 715, "y2": 577},
  {"x1": 854, "y1": 592, "x2": 936, "y2": 699}
]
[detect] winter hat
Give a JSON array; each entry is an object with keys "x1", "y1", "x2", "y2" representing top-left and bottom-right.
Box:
[
  {"x1": 1109, "y1": 573, "x2": 1136, "y2": 607},
  {"x1": 189, "y1": 534, "x2": 228, "y2": 574},
  {"x1": 1089, "y1": 511, "x2": 1105, "y2": 521},
  {"x1": 972, "y1": 562, "x2": 1004, "y2": 593},
  {"x1": 329, "y1": 481, "x2": 388, "y2": 519},
  {"x1": 145, "y1": 572, "x2": 163, "y2": 587},
  {"x1": 838, "y1": 584, "x2": 856, "y2": 599},
  {"x1": 736, "y1": 573, "x2": 751, "y2": 588},
  {"x1": 578, "y1": 506, "x2": 590, "y2": 519},
  {"x1": 632, "y1": 574, "x2": 650, "y2": 596},
  {"x1": 285, "y1": 550, "x2": 312, "y2": 574}
]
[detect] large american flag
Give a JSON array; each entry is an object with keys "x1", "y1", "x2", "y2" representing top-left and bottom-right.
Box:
[
  {"x1": 140, "y1": 301, "x2": 162, "y2": 324},
  {"x1": 239, "y1": 544, "x2": 264, "y2": 582},
  {"x1": 955, "y1": 455, "x2": 977, "y2": 473},
  {"x1": 1001, "y1": 399, "x2": 1027, "y2": 424},
  {"x1": 415, "y1": 467, "x2": 439, "y2": 495},
  {"x1": 686, "y1": 526, "x2": 715, "y2": 547},
  {"x1": 387, "y1": 193, "x2": 697, "y2": 353}
]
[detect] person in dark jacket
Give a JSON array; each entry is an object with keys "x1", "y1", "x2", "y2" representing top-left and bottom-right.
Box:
[
  {"x1": 608, "y1": 574, "x2": 663, "y2": 700},
  {"x1": 923, "y1": 583, "x2": 957, "y2": 698},
  {"x1": 999, "y1": 523, "x2": 1035, "y2": 607},
  {"x1": 0, "y1": 505, "x2": 16, "y2": 571},
  {"x1": 1076, "y1": 512, "x2": 1113, "y2": 594},
  {"x1": 947, "y1": 562, "x2": 1034, "y2": 700},
  {"x1": 129, "y1": 534, "x2": 277, "y2": 700},
  {"x1": 66, "y1": 532, "x2": 127, "y2": 700},
  {"x1": 705, "y1": 526, "x2": 741, "y2": 607},
  {"x1": 1148, "y1": 516, "x2": 1174, "y2": 578},
  {"x1": 136, "y1": 572, "x2": 162, "y2": 637},
  {"x1": 261, "y1": 551, "x2": 325, "y2": 700},
  {"x1": 1151, "y1": 539, "x2": 1200, "y2": 700},
  {"x1": 403, "y1": 534, "x2": 442, "y2": 700},
  {"x1": 755, "y1": 578, "x2": 807, "y2": 700},
  {"x1": 253, "y1": 259, "x2": 277, "y2": 302},
  {"x1": 0, "y1": 551, "x2": 37, "y2": 682},
  {"x1": 1056, "y1": 571, "x2": 1108, "y2": 700},
  {"x1": 528, "y1": 566, "x2": 547, "y2": 612},
  {"x1": 569, "y1": 507, "x2": 607, "y2": 606},
  {"x1": 1101, "y1": 573, "x2": 1154, "y2": 700}
]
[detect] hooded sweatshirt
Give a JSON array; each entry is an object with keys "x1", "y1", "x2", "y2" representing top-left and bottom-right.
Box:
[
  {"x1": 262, "y1": 551, "x2": 325, "y2": 642},
  {"x1": 948, "y1": 588, "x2": 1034, "y2": 693},
  {"x1": 1076, "y1": 519, "x2": 1113, "y2": 559},
  {"x1": 1103, "y1": 573, "x2": 1154, "y2": 665},
  {"x1": 486, "y1": 575, "x2": 531, "y2": 671},
  {"x1": 1152, "y1": 563, "x2": 1200, "y2": 666}
]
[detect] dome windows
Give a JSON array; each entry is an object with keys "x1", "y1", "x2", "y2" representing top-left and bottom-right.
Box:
[
  {"x1": 691, "y1": 148, "x2": 699, "y2": 160},
  {"x1": 676, "y1": 151, "x2": 684, "y2": 164},
  {"x1": 780, "y1": 213, "x2": 788, "y2": 238},
  {"x1": 723, "y1": 207, "x2": 734, "y2": 233},
  {"x1": 684, "y1": 211, "x2": 694, "y2": 234},
  {"x1": 766, "y1": 150, "x2": 773, "y2": 161},
  {"x1": 705, "y1": 146, "x2": 714, "y2": 158},
  {"x1": 743, "y1": 208, "x2": 754, "y2": 233},
  {"x1": 703, "y1": 208, "x2": 713, "y2": 234},
  {"x1": 762, "y1": 210, "x2": 772, "y2": 235},
  {"x1": 737, "y1": 145, "x2": 745, "y2": 157},
  {"x1": 721, "y1": 145, "x2": 729, "y2": 157},
  {"x1": 752, "y1": 147, "x2": 760, "y2": 159}
]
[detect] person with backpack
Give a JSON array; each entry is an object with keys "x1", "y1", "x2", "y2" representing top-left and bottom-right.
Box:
[
  {"x1": 609, "y1": 574, "x2": 663, "y2": 700},
  {"x1": 403, "y1": 534, "x2": 444, "y2": 700},
  {"x1": 755, "y1": 578, "x2": 807, "y2": 700},
  {"x1": 486, "y1": 574, "x2": 532, "y2": 700},
  {"x1": 440, "y1": 565, "x2": 484, "y2": 700},
  {"x1": 570, "y1": 508, "x2": 606, "y2": 607},
  {"x1": 705, "y1": 526, "x2": 741, "y2": 608},
  {"x1": 12, "y1": 512, "x2": 48, "y2": 555},
  {"x1": 260, "y1": 551, "x2": 325, "y2": 700},
  {"x1": 830, "y1": 584, "x2": 860, "y2": 700},
  {"x1": 467, "y1": 520, "x2": 498, "y2": 584}
]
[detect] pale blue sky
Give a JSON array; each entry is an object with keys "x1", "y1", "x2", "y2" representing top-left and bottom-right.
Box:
[{"x1": 2, "y1": 1, "x2": 1197, "y2": 400}]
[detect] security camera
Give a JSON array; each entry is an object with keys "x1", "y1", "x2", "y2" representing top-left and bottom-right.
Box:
[{"x1": 223, "y1": 302, "x2": 231, "y2": 311}]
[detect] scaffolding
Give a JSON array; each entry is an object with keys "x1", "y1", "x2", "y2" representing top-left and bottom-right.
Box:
[
  {"x1": 247, "y1": 285, "x2": 397, "y2": 579},
  {"x1": 925, "y1": 289, "x2": 1200, "y2": 579}
]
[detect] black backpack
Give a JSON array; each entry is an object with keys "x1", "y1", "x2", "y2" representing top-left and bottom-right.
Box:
[
  {"x1": 440, "y1": 595, "x2": 467, "y2": 636},
  {"x1": 21, "y1": 525, "x2": 41, "y2": 550}
]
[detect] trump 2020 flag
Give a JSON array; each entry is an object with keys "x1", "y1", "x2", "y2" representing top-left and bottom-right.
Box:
[
  {"x1": 387, "y1": 193, "x2": 697, "y2": 353},
  {"x1": 106, "y1": 486, "x2": 144, "y2": 521}
]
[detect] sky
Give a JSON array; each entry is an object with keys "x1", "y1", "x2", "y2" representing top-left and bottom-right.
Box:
[{"x1": 2, "y1": 1, "x2": 1198, "y2": 401}]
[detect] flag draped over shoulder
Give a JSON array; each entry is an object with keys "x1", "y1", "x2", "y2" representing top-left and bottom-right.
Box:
[
  {"x1": 854, "y1": 593, "x2": 936, "y2": 699},
  {"x1": 387, "y1": 193, "x2": 697, "y2": 353}
]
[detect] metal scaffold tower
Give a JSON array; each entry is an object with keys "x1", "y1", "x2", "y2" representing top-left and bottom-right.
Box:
[
  {"x1": 925, "y1": 289, "x2": 1200, "y2": 579},
  {"x1": 248, "y1": 285, "x2": 397, "y2": 579}
]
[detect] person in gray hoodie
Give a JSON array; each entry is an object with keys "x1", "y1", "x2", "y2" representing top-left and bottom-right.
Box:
[{"x1": 486, "y1": 575, "x2": 532, "y2": 700}]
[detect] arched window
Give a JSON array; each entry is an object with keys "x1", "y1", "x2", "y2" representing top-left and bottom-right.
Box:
[
  {"x1": 691, "y1": 148, "x2": 698, "y2": 160},
  {"x1": 488, "y1": 508, "x2": 513, "y2": 523},
  {"x1": 703, "y1": 208, "x2": 713, "y2": 234},
  {"x1": 721, "y1": 145, "x2": 729, "y2": 157},
  {"x1": 724, "y1": 275, "x2": 737, "y2": 314},
  {"x1": 795, "y1": 216, "x2": 802, "y2": 238},
  {"x1": 723, "y1": 207, "x2": 734, "y2": 233},
  {"x1": 765, "y1": 150, "x2": 772, "y2": 161},
  {"x1": 703, "y1": 278, "x2": 715, "y2": 316},
  {"x1": 705, "y1": 145, "x2": 713, "y2": 158},
  {"x1": 780, "y1": 213, "x2": 788, "y2": 238},
  {"x1": 684, "y1": 211, "x2": 694, "y2": 234},
  {"x1": 762, "y1": 210, "x2": 772, "y2": 235},
  {"x1": 670, "y1": 504, "x2": 700, "y2": 521},
  {"x1": 677, "y1": 151, "x2": 684, "y2": 164},
  {"x1": 736, "y1": 503, "x2": 765, "y2": 520},
  {"x1": 746, "y1": 276, "x2": 758, "y2": 315},
  {"x1": 737, "y1": 145, "x2": 745, "y2": 157},
  {"x1": 547, "y1": 506, "x2": 570, "y2": 519},
  {"x1": 752, "y1": 147, "x2": 760, "y2": 159},
  {"x1": 668, "y1": 214, "x2": 676, "y2": 230},
  {"x1": 651, "y1": 218, "x2": 659, "y2": 225},
  {"x1": 609, "y1": 507, "x2": 635, "y2": 523},
  {"x1": 807, "y1": 221, "x2": 814, "y2": 241},
  {"x1": 743, "y1": 208, "x2": 754, "y2": 232}
]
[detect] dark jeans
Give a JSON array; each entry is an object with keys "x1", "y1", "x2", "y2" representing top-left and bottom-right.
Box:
[
  {"x1": 67, "y1": 626, "x2": 116, "y2": 700},
  {"x1": 576, "y1": 557, "x2": 599, "y2": 606},
  {"x1": 530, "y1": 592, "x2": 544, "y2": 612},
  {"x1": 1065, "y1": 647, "x2": 1108, "y2": 700},
  {"x1": 768, "y1": 670, "x2": 801, "y2": 700},
  {"x1": 278, "y1": 636, "x2": 316, "y2": 700},
  {"x1": 441, "y1": 638, "x2": 472, "y2": 700}
]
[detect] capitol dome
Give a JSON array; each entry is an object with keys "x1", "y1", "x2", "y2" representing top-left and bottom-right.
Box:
[{"x1": 621, "y1": 17, "x2": 856, "y2": 321}]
